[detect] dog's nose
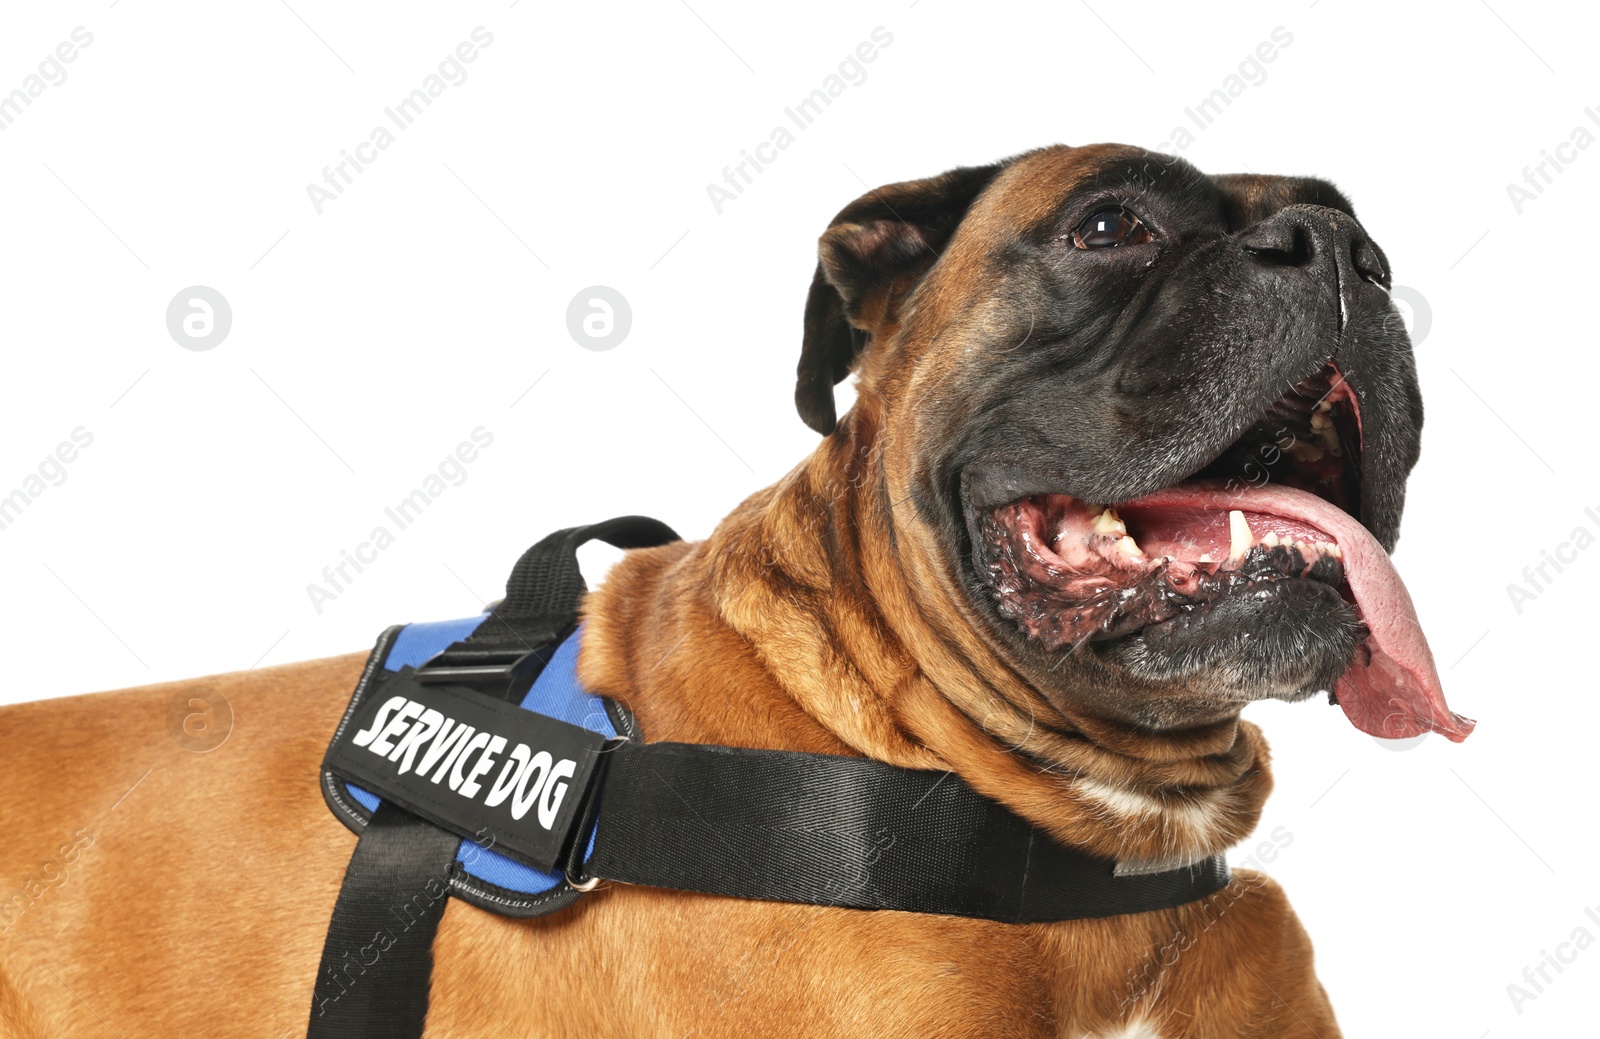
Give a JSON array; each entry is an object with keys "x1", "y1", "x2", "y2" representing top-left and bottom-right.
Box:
[{"x1": 1239, "y1": 204, "x2": 1388, "y2": 289}]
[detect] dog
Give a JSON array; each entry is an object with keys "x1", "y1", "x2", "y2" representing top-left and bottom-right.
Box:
[{"x1": 0, "y1": 143, "x2": 1471, "y2": 1038}]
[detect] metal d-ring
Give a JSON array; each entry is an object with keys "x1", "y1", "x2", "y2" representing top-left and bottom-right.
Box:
[
  {"x1": 565, "y1": 733, "x2": 629, "y2": 892},
  {"x1": 565, "y1": 869, "x2": 602, "y2": 892}
]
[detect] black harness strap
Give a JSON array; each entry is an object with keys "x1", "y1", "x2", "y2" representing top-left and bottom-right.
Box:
[
  {"x1": 310, "y1": 515, "x2": 1234, "y2": 1038},
  {"x1": 308, "y1": 517, "x2": 679, "y2": 1039},
  {"x1": 582, "y1": 742, "x2": 1228, "y2": 923},
  {"x1": 306, "y1": 802, "x2": 461, "y2": 1038},
  {"x1": 426, "y1": 516, "x2": 681, "y2": 702}
]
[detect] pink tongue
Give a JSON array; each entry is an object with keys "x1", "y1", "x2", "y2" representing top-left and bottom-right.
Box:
[{"x1": 1125, "y1": 483, "x2": 1475, "y2": 742}]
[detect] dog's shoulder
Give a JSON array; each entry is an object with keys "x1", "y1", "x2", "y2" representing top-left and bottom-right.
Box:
[{"x1": 0, "y1": 654, "x2": 365, "y2": 857}]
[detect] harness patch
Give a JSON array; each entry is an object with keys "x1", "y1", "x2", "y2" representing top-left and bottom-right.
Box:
[
  {"x1": 320, "y1": 614, "x2": 636, "y2": 916},
  {"x1": 325, "y1": 674, "x2": 607, "y2": 872},
  {"x1": 308, "y1": 515, "x2": 1236, "y2": 1039}
]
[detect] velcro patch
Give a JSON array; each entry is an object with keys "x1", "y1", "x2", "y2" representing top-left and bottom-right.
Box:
[{"x1": 323, "y1": 672, "x2": 608, "y2": 873}]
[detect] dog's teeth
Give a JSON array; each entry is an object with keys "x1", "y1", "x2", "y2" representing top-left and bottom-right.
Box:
[
  {"x1": 1287, "y1": 441, "x2": 1325, "y2": 463},
  {"x1": 1317, "y1": 541, "x2": 1342, "y2": 558},
  {"x1": 1228, "y1": 510, "x2": 1255, "y2": 563},
  {"x1": 1093, "y1": 508, "x2": 1127, "y2": 537},
  {"x1": 1198, "y1": 553, "x2": 1214, "y2": 563},
  {"x1": 1310, "y1": 411, "x2": 1341, "y2": 453},
  {"x1": 1115, "y1": 535, "x2": 1145, "y2": 559},
  {"x1": 1261, "y1": 532, "x2": 1280, "y2": 547},
  {"x1": 1315, "y1": 400, "x2": 1333, "y2": 413}
]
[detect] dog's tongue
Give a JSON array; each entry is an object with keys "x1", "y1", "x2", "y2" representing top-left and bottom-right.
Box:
[{"x1": 1129, "y1": 483, "x2": 1475, "y2": 742}]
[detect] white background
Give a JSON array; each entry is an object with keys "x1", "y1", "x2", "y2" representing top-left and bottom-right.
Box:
[{"x1": 1, "y1": 1, "x2": 1596, "y2": 1034}]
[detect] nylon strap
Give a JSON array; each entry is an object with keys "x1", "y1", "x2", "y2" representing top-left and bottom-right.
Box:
[
  {"x1": 308, "y1": 514, "x2": 1234, "y2": 1039},
  {"x1": 306, "y1": 802, "x2": 462, "y2": 1038},
  {"x1": 582, "y1": 742, "x2": 1229, "y2": 922},
  {"x1": 307, "y1": 517, "x2": 679, "y2": 1038},
  {"x1": 447, "y1": 516, "x2": 681, "y2": 701}
]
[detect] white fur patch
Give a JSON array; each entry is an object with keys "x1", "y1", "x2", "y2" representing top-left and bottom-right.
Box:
[
  {"x1": 1077, "y1": 775, "x2": 1229, "y2": 873},
  {"x1": 1077, "y1": 777, "x2": 1225, "y2": 832},
  {"x1": 1077, "y1": 775, "x2": 1163, "y2": 819},
  {"x1": 1169, "y1": 789, "x2": 1226, "y2": 832},
  {"x1": 1080, "y1": 1019, "x2": 1167, "y2": 1039}
]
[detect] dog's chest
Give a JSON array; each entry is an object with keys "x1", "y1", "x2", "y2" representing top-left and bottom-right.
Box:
[
  {"x1": 1077, "y1": 1023, "x2": 1168, "y2": 1039},
  {"x1": 425, "y1": 891, "x2": 1206, "y2": 1039}
]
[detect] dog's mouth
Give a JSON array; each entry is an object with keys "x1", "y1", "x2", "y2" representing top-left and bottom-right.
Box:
[{"x1": 972, "y1": 364, "x2": 1474, "y2": 742}]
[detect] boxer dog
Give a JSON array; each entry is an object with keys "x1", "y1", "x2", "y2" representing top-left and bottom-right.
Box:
[{"x1": 0, "y1": 143, "x2": 1471, "y2": 1037}]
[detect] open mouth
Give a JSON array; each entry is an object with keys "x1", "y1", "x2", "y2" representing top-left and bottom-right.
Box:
[{"x1": 975, "y1": 363, "x2": 1474, "y2": 742}]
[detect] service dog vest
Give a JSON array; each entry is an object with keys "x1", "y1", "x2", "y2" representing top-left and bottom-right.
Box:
[{"x1": 309, "y1": 517, "x2": 1232, "y2": 1039}]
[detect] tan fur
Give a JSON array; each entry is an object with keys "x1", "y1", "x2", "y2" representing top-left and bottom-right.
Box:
[{"x1": 0, "y1": 146, "x2": 1341, "y2": 1036}]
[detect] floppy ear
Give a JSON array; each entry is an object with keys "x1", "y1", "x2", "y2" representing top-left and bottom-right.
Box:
[{"x1": 796, "y1": 162, "x2": 1008, "y2": 435}]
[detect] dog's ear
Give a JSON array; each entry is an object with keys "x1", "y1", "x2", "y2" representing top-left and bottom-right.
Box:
[{"x1": 796, "y1": 162, "x2": 1008, "y2": 435}]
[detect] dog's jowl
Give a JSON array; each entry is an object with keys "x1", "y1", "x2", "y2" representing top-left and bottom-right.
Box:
[{"x1": 0, "y1": 144, "x2": 1471, "y2": 1039}]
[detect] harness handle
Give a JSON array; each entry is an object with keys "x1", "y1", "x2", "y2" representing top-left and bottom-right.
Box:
[
  {"x1": 425, "y1": 516, "x2": 681, "y2": 703},
  {"x1": 307, "y1": 516, "x2": 677, "y2": 1039},
  {"x1": 487, "y1": 515, "x2": 680, "y2": 626}
]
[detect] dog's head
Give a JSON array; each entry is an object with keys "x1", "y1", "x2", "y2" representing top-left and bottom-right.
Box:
[{"x1": 797, "y1": 144, "x2": 1472, "y2": 742}]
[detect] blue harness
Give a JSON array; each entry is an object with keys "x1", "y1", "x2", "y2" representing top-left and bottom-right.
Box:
[
  {"x1": 309, "y1": 516, "x2": 1232, "y2": 1039},
  {"x1": 327, "y1": 615, "x2": 617, "y2": 912}
]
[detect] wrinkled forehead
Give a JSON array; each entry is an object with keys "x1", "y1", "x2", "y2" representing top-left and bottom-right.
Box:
[
  {"x1": 1209, "y1": 172, "x2": 1358, "y2": 226},
  {"x1": 959, "y1": 143, "x2": 1358, "y2": 242}
]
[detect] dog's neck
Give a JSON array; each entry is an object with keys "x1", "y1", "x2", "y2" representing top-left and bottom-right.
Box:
[{"x1": 580, "y1": 408, "x2": 1270, "y2": 868}]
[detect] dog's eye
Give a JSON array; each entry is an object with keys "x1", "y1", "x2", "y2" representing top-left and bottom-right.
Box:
[{"x1": 1071, "y1": 208, "x2": 1151, "y2": 249}]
